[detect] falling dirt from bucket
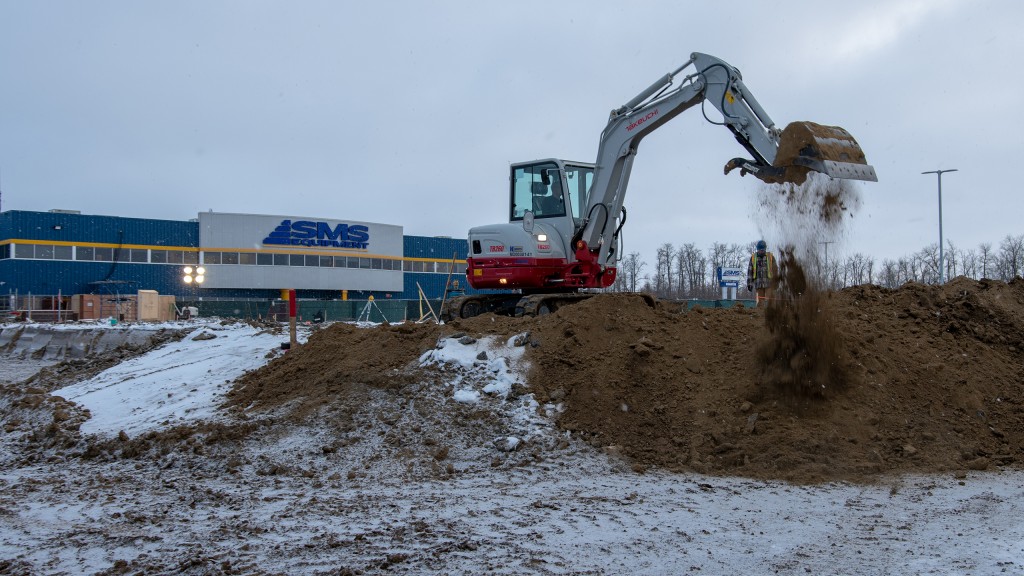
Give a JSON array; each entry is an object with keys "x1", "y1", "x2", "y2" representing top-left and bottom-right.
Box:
[
  {"x1": 757, "y1": 248, "x2": 852, "y2": 400},
  {"x1": 752, "y1": 174, "x2": 861, "y2": 400}
]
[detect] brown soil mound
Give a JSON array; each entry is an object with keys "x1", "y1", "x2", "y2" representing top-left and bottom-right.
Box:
[
  {"x1": 231, "y1": 279, "x2": 1024, "y2": 484},
  {"x1": 227, "y1": 322, "x2": 445, "y2": 419}
]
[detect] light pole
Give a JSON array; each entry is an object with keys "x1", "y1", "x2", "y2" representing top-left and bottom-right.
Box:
[
  {"x1": 819, "y1": 240, "x2": 835, "y2": 287},
  {"x1": 183, "y1": 266, "x2": 206, "y2": 314},
  {"x1": 921, "y1": 169, "x2": 958, "y2": 284}
]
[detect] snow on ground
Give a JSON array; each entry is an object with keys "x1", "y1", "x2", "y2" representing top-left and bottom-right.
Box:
[
  {"x1": 55, "y1": 321, "x2": 296, "y2": 436},
  {"x1": 1, "y1": 321, "x2": 1023, "y2": 575}
]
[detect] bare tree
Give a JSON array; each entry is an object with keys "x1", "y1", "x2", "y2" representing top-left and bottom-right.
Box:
[
  {"x1": 842, "y1": 253, "x2": 873, "y2": 286},
  {"x1": 997, "y1": 234, "x2": 1024, "y2": 279},
  {"x1": 945, "y1": 240, "x2": 959, "y2": 280},
  {"x1": 917, "y1": 244, "x2": 940, "y2": 284},
  {"x1": 977, "y1": 243, "x2": 993, "y2": 278},
  {"x1": 727, "y1": 243, "x2": 749, "y2": 270},
  {"x1": 960, "y1": 248, "x2": 978, "y2": 280},
  {"x1": 654, "y1": 243, "x2": 675, "y2": 297},
  {"x1": 708, "y1": 242, "x2": 730, "y2": 287},
  {"x1": 618, "y1": 252, "x2": 647, "y2": 293},
  {"x1": 676, "y1": 243, "x2": 709, "y2": 298},
  {"x1": 879, "y1": 259, "x2": 899, "y2": 288},
  {"x1": 631, "y1": 231, "x2": 1024, "y2": 295},
  {"x1": 896, "y1": 256, "x2": 921, "y2": 285}
]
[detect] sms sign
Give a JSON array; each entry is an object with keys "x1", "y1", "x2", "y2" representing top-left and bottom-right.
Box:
[{"x1": 263, "y1": 220, "x2": 370, "y2": 249}]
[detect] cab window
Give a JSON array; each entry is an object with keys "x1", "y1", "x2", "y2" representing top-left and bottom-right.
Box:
[{"x1": 510, "y1": 162, "x2": 564, "y2": 220}]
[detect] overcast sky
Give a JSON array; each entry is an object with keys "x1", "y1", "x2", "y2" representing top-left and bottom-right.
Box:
[{"x1": 1, "y1": 0, "x2": 1020, "y2": 266}]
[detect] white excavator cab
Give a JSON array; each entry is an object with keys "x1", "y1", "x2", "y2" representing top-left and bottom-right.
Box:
[{"x1": 510, "y1": 160, "x2": 594, "y2": 225}]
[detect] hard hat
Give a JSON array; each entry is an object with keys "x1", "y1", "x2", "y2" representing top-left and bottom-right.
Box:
[{"x1": 756, "y1": 240, "x2": 767, "y2": 251}]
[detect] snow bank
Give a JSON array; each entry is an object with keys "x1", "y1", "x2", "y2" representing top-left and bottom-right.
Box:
[{"x1": 56, "y1": 323, "x2": 289, "y2": 436}]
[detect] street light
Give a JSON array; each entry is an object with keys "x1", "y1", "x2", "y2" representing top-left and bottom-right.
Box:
[
  {"x1": 921, "y1": 169, "x2": 958, "y2": 284},
  {"x1": 182, "y1": 266, "x2": 206, "y2": 285},
  {"x1": 182, "y1": 266, "x2": 206, "y2": 317}
]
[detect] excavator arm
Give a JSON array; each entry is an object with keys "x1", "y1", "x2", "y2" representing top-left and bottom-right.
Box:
[{"x1": 577, "y1": 52, "x2": 876, "y2": 267}]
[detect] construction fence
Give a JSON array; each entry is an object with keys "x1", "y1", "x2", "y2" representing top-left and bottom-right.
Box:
[
  {"x1": 196, "y1": 298, "x2": 444, "y2": 324},
  {"x1": 0, "y1": 293, "x2": 445, "y2": 324}
]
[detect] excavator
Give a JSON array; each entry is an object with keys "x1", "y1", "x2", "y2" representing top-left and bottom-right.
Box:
[{"x1": 442, "y1": 52, "x2": 876, "y2": 319}]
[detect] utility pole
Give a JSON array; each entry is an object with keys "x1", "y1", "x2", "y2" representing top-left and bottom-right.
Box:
[
  {"x1": 922, "y1": 169, "x2": 958, "y2": 284},
  {"x1": 819, "y1": 240, "x2": 835, "y2": 287}
]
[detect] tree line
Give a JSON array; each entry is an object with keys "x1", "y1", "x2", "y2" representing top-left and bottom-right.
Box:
[{"x1": 610, "y1": 234, "x2": 1024, "y2": 299}]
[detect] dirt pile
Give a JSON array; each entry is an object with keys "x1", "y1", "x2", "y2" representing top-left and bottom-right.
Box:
[
  {"x1": 228, "y1": 322, "x2": 444, "y2": 419},
  {"x1": 231, "y1": 279, "x2": 1024, "y2": 483}
]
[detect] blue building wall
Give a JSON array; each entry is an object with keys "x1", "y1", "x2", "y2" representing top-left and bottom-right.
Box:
[
  {"x1": 0, "y1": 259, "x2": 183, "y2": 296},
  {"x1": 0, "y1": 210, "x2": 197, "y2": 246},
  {"x1": 402, "y1": 236, "x2": 468, "y2": 262},
  {"x1": 0, "y1": 210, "x2": 474, "y2": 301}
]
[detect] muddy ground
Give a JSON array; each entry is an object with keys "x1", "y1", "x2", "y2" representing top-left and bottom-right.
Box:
[{"x1": 228, "y1": 276, "x2": 1024, "y2": 484}]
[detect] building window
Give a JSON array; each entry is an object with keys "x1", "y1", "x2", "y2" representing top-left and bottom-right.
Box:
[
  {"x1": 150, "y1": 250, "x2": 167, "y2": 263},
  {"x1": 290, "y1": 254, "x2": 304, "y2": 266},
  {"x1": 94, "y1": 247, "x2": 114, "y2": 261},
  {"x1": 435, "y1": 261, "x2": 450, "y2": 274},
  {"x1": 0, "y1": 244, "x2": 9, "y2": 260},
  {"x1": 257, "y1": 253, "x2": 273, "y2": 266},
  {"x1": 166, "y1": 250, "x2": 183, "y2": 264},
  {"x1": 130, "y1": 248, "x2": 148, "y2": 263},
  {"x1": 403, "y1": 260, "x2": 414, "y2": 272},
  {"x1": 222, "y1": 252, "x2": 239, "y2": 265},
  {"x1": 77, "y1": 246, "x2": 94, "y2": 260},
  {"x1": 204, "y1": 252, "x2": 221, "y2": 265},
  {"x1": 304, "y1": 255, "x2": 320, "y2": 267},
  {"x1": 454, "y1": 263, "x2": 467, "y2": 274},
  {"x1": 239, "y1": 253, "x2": 256, "y2": 265},
  {"x1": 274, "y1": 254, "x2": 289, "y2": 266},
  {"x1": 50, "y1": 245, "x2": 71, "y2": 260},
  {"x1": 15, "y1": 244, "x2": 34, "y2": 258},
  {"x1": 333, "y1": 256, "x2": 347, "y2": 268},
  {"x1": 183, "y1": 251, "x2": 199, "y2": 265},
  {"x1": 359, "y1": 258, "x2": 371, "y2": 269},
  {"x1": 35, "y1": 245, "x2": 54, "y2": 259},
  {"x1": 371, "y1": 258, "x2": 383, "y2": 270},
  {"x1": 320, "y1": 255, "x2": 333, "y2": 267},
  {"x1": 346, "y1": 257, "x2": 359, "y2": 269}
]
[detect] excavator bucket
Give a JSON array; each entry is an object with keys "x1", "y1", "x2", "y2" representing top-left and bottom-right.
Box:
[{"x1": 770, "y1": 121, "x2": 877, "y2": 185}]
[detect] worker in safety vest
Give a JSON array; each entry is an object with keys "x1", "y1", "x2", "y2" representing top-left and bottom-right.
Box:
[{"x1": 746, "y1": 240, "x2": 778, "y2": 306}]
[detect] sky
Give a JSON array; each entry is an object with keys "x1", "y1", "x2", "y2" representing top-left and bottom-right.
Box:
[{"x1": 1, "y1": 0, "x2": 1021, "y2": 267}]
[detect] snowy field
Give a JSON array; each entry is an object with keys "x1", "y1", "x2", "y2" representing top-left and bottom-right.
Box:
[{"x1": 1, "y1": 321, "x2": 1022, "y2": 575}]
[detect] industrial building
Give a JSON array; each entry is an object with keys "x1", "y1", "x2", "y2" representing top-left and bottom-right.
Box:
[{"x1": 0, "y1": 209, "x2": 474, "y2": 321}]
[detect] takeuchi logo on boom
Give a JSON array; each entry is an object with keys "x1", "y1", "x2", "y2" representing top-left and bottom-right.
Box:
[{"x1": 263, "y1": 220, "x2": 370, "y2": 249}]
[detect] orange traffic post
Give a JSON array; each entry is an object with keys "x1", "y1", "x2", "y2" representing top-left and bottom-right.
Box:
[{"x1": 288, "y1": 289, "x2": 297, "y2": 349}]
